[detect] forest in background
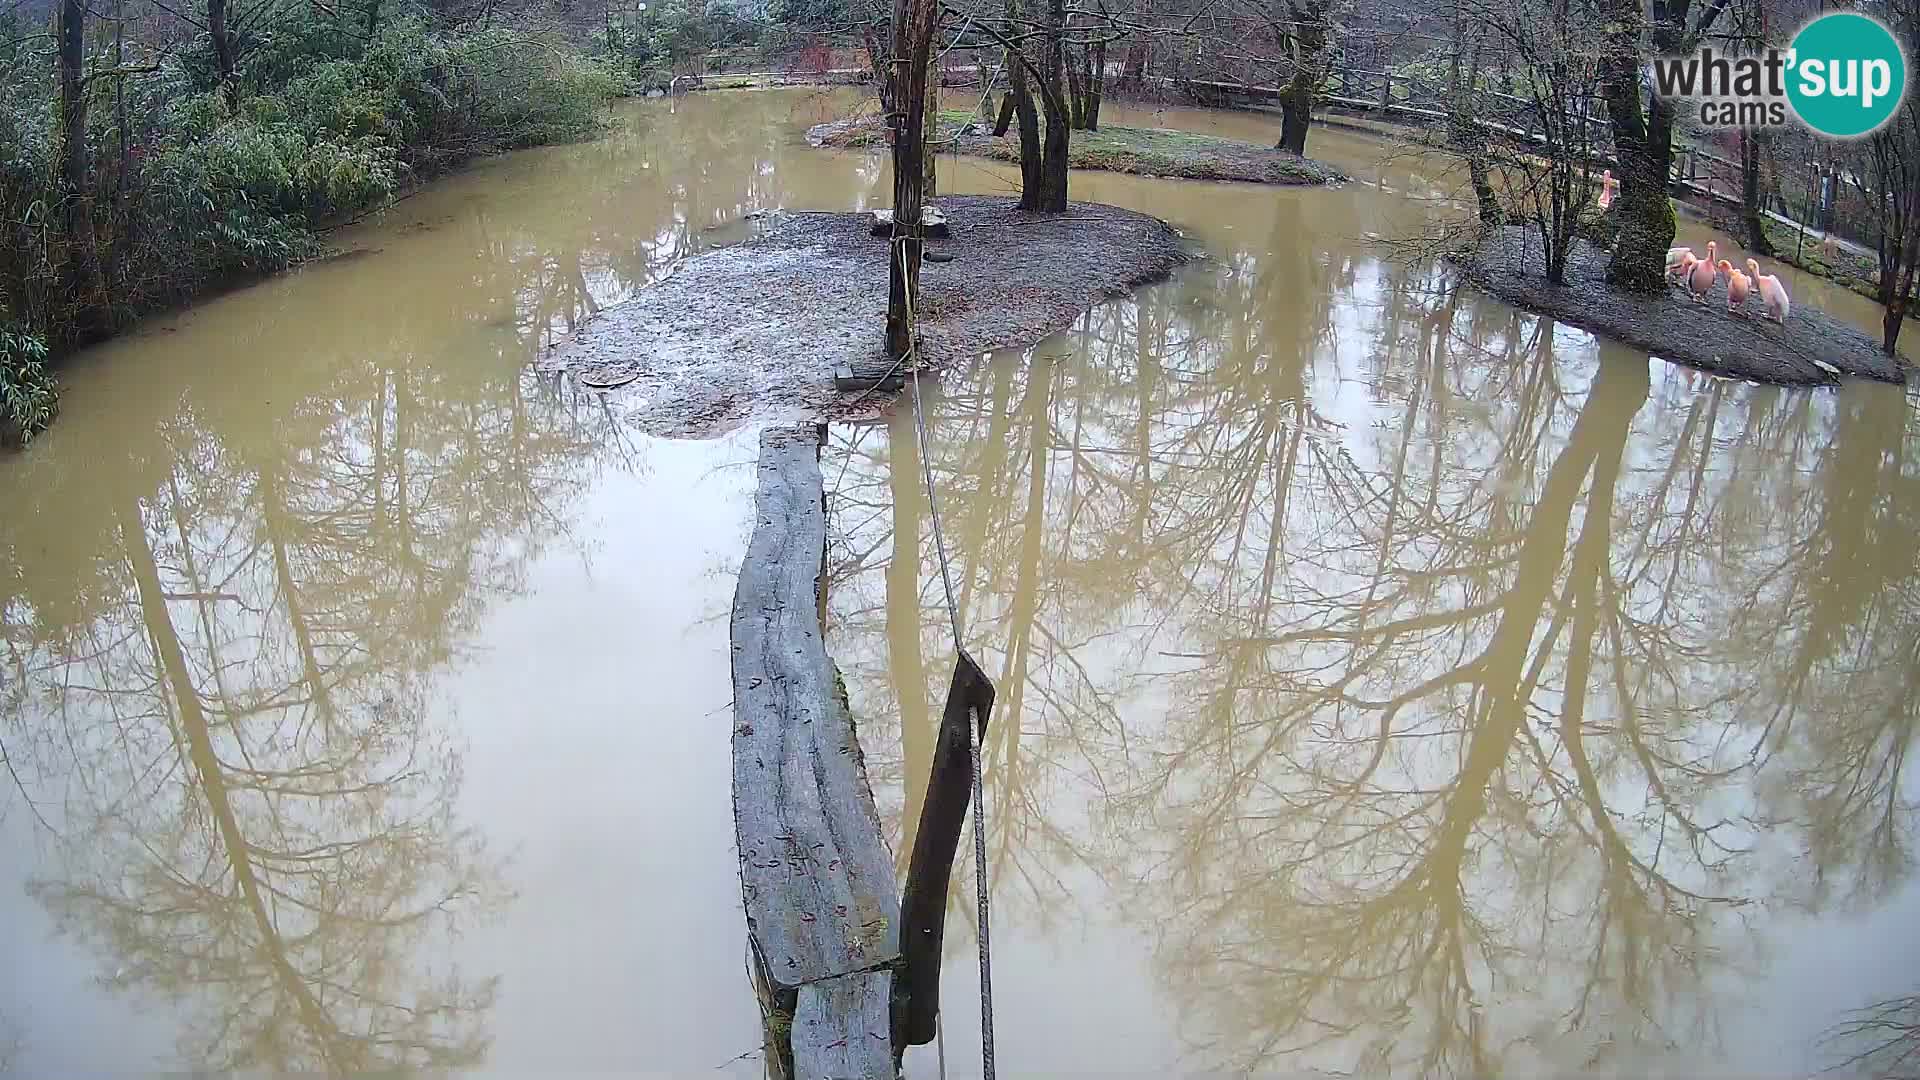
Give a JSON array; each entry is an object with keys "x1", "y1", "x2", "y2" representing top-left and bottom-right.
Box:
[
  {"x1": 0, "y1": 0, "x2": 791, "y2": 446},
  {"x1": 3, "y1": 0, "x2": 1916, "y2": 448}
]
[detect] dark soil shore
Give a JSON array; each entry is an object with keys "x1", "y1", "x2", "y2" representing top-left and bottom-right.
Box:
[
  {"x1": 539, "y1": 195, "x2": 1191, "y2": 436},
  {"x1": 1455, "y1": 228, "x2": 1908, "y2": 386},
  {"x1": 806, "y1": 112, "x2": 1345, "y2": 186}
]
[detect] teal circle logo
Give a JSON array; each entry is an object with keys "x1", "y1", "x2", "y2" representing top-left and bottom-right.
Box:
[{"x1": 1786, "y1": 12, "x2": 1909, "y2": 138}]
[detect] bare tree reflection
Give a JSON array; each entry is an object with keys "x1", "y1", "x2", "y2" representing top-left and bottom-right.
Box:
[
  {"x1": 1824, "y1": 993, "x2": 1920, "y2": 1079},
  {"x1": 3, "y1": 308, "x2": 613, "y2": 1073},
  {"x1": 826, "y1": 227, "x2": 1920, "y2": 1074}
]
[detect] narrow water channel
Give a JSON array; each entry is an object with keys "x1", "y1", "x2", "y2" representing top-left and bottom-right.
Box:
[{"x1": 1, "y1": 87, "x2": 1916, "y2": 1076}]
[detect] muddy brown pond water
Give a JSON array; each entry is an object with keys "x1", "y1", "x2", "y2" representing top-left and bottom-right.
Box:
[{"x1": 2, "y1": 88, "x2": 1918, "y2": 1076}]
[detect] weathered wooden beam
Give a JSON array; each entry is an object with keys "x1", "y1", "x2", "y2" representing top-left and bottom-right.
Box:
[
  {"x1": 792, "y1": 969, "x2": 896, "y2": 1080},
  {"x1": 732, "y1": 425, "x2": 901, "y2": 996},
  {"x1": 893, "y1": 650, "x2": 995, "y2": 1048}
]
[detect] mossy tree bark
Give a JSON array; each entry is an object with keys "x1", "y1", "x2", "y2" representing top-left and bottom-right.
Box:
[
  {"x1": 1598, "y1": 0, "x2": 1732, "y2": 293},
  {"x1": 1275, "y1": 0, "x2": 1331, "y2": 156}
]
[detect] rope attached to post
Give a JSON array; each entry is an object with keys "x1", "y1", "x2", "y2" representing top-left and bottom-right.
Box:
[{"x1": 895, "y1": 231, "x2": 997, "y2": 1080}]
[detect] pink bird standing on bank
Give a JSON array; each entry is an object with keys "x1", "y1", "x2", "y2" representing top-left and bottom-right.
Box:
[
  {"x1": 1666, "y1": 246, "x2": 1697, "y2": 279},
  {"x1": 1687, "y1": 243, "x2": 1719, "y2": 303},
  {"x1": 1719, "y1": 260, "x2": 1751, "y2": 315},
  {"x1": 1597, "y1": 169, "x2": 1618, "y2": 210},
  {"x1": 1747, "y1": 258, "x2": 1791, "y2": 322}
]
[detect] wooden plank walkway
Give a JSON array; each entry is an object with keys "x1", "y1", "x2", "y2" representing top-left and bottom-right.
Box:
[{"x1": 731, "y1": 424, "x2": 899, "y2": 1079}]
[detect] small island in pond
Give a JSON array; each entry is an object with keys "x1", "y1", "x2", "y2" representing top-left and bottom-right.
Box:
[
  {"x1": 807, "y1": 111, "x2": 1346, "y2": 186},
  {"x1": 1454, "y1": 228, "x2": 1907, "y2": 387},
  {"x1": 539, "y1": 195, "x2": 1191, "y2": 437}
]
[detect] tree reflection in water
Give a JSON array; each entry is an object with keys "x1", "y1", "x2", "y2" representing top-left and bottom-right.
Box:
[
  {"x1": 825, "y1": 228, "x2": 1920, "y2": 1074},
  {"x1": 0, "y1": 88, "x2": 878, "y2": 1073},
  {"x1": 0, "y1": 303, "x2": 617, "y2": 1074}
]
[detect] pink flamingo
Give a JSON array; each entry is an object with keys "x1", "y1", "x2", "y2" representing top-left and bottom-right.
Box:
[
  {"x1": 1687, "y1": 247, "x2": 1719, "y2": 303},
  {"x1": 1597, "y1": 169, "x2": 1618, "y2": 210},
  {"x1": 1719, "y1": 260, "x2": 1751, "y2": 315},
  {"x1": 1746, "y1": 258, "x2": 1791, "y2": 322}
]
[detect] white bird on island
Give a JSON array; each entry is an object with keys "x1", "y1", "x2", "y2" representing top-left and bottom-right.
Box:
[
  {"x1": 1746, "y1": 258, "x2": 1791, "y2": 322},
  {"x1": 1687, "y1": 249, "x2": 1719, "y2": 303}
]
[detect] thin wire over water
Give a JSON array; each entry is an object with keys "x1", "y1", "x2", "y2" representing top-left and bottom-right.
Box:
[{"x1": 900, "y1": 232, "x2": 996, "y2": 1080}]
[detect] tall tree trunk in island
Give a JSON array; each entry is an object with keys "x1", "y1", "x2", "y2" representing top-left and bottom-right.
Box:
[
  {"x1": 55, "y1": 0, "x2": 104, "y2": 336},
  {"x1": 1739, "y1": 127, "x2": 1774, "y2": 256},
  {"x1": 1885, "y1": 271, "x2": 1913, "y2": 355},
  {"x1": 886, "y1": 0, "x2": 937, "y2": 360},
  {"x1": 1601, "y1": 0, "x2": 1730, "y2": 292},
  {"x1": 1006, "y1": 0, "x2": 1045, "y2": 207},
  {"x1": 1276, "y1": 0, "x2": 1328, "y2": 156},
  {"x1": 1036, "y1": 0, "x2": 1070, "y2": 211},
  {"x1": 1599, "y1": 8, "x2": 1673, "y2": 293}
]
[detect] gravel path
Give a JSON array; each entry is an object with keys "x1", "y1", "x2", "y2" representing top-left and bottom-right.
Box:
[
  {"x1": 539, "y1": 196, "x2": 1191, "y2": 437},
  {"x1": 1456, "y1": 227, "x2": 1908, "y2": 386}
]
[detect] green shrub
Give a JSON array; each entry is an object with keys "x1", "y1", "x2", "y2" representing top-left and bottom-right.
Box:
[
  {"x1": 1, "y1": 326, "x2": 56, "y2": 449},
  {"x1": 0, "y1": 8, "x2": 623, "y2": 447}
]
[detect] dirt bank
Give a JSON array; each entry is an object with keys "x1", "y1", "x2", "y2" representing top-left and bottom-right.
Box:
[
  {"x1": 806, "y1": 112, "x2": 1345, "y2": 186},
  {"x1": 539, "y1": 195, "x2": 1191, "y2": 437},
  {"x1": 1455, "y1": 228, "x2": 1908, "y2": 386}
]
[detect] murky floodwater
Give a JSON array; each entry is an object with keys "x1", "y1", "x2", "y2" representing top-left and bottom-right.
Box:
[{"x1": 3, "y1": 88, "x2": 1917, "y2": 1076}]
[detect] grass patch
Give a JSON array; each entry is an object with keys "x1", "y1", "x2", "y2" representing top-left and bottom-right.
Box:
[{"x1": 1758, "y1": 220, "x2": 1916, "y2": 322}]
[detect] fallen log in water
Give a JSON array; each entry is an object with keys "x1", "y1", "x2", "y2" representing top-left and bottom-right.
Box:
[{"x1": 731, "y1": 424, "x2": 899, "y2": 1080}]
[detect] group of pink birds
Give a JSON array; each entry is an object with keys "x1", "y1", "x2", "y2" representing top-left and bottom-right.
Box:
[
  {"x1": 1591, "y1": 171, "x2": 1791, "y2": 323},
  {"x1": 1665, "y1": 241, "x2": 1791, "y2": 322}
]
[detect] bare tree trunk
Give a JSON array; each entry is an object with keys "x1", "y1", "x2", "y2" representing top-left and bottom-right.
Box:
[
  {"x1": 1885, "y1": 271, "x2": 1913, "y2": 354},
  {"x1": 923, "y1": 55, "x2": 938, "y2": 197},
  {"x1": 1600, "y1": 0, "x2": 1728, "y2": 293},
  {"x1": 209, "y1": 0, "x2": 237, "y2": 90},
  {"x1": 1447, "y1": 16, "x2": 1500, "y2": 227},
  {"x1": 993, "y1": 91, "x2": 1015, "y2": 135},
  {"x1": 1005, "y1": 0, "x2": 1045, "y2": 209},
  {"x1": 1064, "y1": 42, "x2": 1086, "y2": 128},
  {"x1": 1037, "y1": 0, "x2": 1070, "y2": 209},
  {"x1": 1122, "y1": 38, "x2": 1146, "y2": 88},
  {"x1": 1275, "y1": 1, "x2": 1328, "y2": 156},
  {"x1": 55, "y1": 0, "x2": 104, "y2": 338},
  {"x1": 886, "y1": 0, "x2": 937, "y2": 360},
  {"x1": 1740, "y1": 127, "x2": 1775, "y2": 256},
  {"x1": 1086, "y1": 36, "x2": 1104, "y2": 130},
  {"x1": 1599, "y1": 12, "x2": 1673, "y2": 293}
]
